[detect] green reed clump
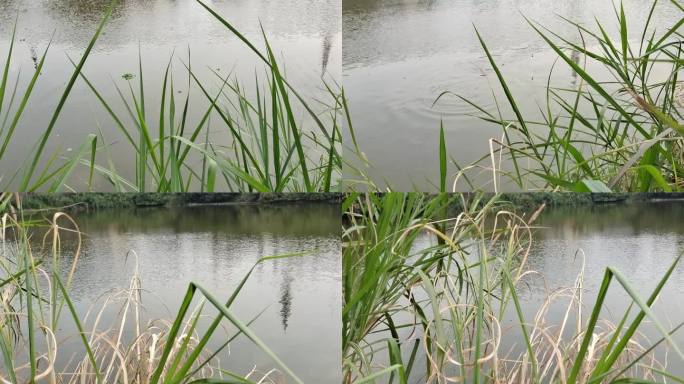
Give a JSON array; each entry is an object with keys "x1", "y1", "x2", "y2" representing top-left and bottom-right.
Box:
[
  {"x1": 342, "y1": 192, "x2": 505, "y2": 382},
  {"x1": 439, "y1": 0, "x2": 683, "y2": 193},
  {"x1": 343, "y1": 193, "x2": 684, "y2": 383},
  {"x1": 0, "y1": 194, "x2": 304, "y2": 383},
  {"x1": 0, "y1": 0, "x2": 343, "y2": 193}
]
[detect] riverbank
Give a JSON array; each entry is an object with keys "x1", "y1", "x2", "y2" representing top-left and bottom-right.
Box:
[
  {"x1": 498, "y1": 192, "x2": 684, "y2": 211},
  {"x1": 343, "y1": 192, "x2": 684, "y2": 226},
  {"x1": 436, "y1": 192, "x2": 684, "y2": 218},
  {"x1": 16, "y1": 192, "x2": 342, "y2": 211}
]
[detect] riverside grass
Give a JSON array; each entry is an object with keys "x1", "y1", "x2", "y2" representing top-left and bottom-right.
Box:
[
  {"x1": 435, "y1": 0, "x2": 684, "y2": 193},
  {"x1": 0, "y1": 0, "x2": 342, "y2": 193},
  {"x1": 343, "y1": 193, "x2": 684, "y2": 383},
  {"x1": 0, "y1": 194, "x2": 305, "y2": 383}
]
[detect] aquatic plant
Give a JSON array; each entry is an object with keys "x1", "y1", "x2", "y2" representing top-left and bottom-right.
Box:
[
  {"x1": 0, "y1": 193, "x2": 304, "y2": 383},
  {"x1": 0, "y1": 0, "x2": 343, "y2": 193},
  {"x1": 437, "y1": 0, "x2": 683, "y2": 193},
  {"x1": 343, "y1": 193, "x2": 684, "y2": 382}
]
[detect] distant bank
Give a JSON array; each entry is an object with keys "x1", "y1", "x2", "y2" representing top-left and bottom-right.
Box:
[{"x1": 16, "y1": 192, "x2": 342, "y2": 211}]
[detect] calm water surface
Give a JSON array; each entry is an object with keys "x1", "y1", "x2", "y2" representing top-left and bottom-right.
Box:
[
  {"x1": 40, "y1": 202, "x2": 341, "y2": 382},
  {"x1": 0, "y1": 0, "x2": 341, "y2": 189},
  {"x1": 343, "y1": 0, "x2": 680, "y2": 190}
]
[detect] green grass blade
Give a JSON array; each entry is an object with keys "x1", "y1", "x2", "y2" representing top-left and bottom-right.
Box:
[
  {"x1": 47, "y1": 134, "x2": 97, "y2": 192},
  {"x1": 0, "y1": 18, "x2": 17, "y2": 120},
  {"x1": 54, "y1": 274, "x2": 101, "y2": 383},
  {"x1": 525, "y1": 17, "x2": 650, "y2": 139},
  {"x1": 503, "y1": 269, "x2": 538, "y2": 381},
  {"x1": 260, "y1": 28, "x2": 311, "y2": 191},
  {"x1": 19, "y1": 0, "x2": 116, "y2": 190},
  {"x1": 387, "y1": 338, "x2": 408, "y2": 384},
  {"x1": 0, "y1": 38, "x2": 52, "y2": 160},
  {"x1": 439, "y1": 121, "x2": 447, "y2": 193},
  {"x1": 354, "y1": 365, "x2": 405, "y2": 384},
  {"x1": 620, "y1": 2, "x2": 628, "y2": 68},
  {"x1": 205, "y1": 157, "x2": 217, "y2": 192}
]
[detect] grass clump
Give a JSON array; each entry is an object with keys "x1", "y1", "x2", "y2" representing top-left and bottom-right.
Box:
[
  {"x1": 0, "y1": 193, "x2": 305, "y2": 383},
  {"x1": 343, "y1": 193, "x2": 684, "y2": 383},
  {"x1": 436, "y1": 0, "x2": 683, "y2": 193}
]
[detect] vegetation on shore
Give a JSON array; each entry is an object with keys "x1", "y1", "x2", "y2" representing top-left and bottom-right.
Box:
[
  {"x1": 343, "y1": 193, "x2": 683, "y2": 383},
  {"x1": 10, "y1": 192, "x2": 340, "y2": 211},
  {"x1": 0, "y1": 194, "x2": 306, "y2": 383},
  {"x1": 343, "y1": 0, "x2": 684, "y2": 194},
  {"x1": 3, "y1": 0, "x2": 680, "y2": 194},
  {"x1": 435, "y1": 0, "x2": 684, "y2": 193}
]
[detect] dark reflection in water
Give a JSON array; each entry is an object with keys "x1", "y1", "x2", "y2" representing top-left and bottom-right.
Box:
[
  {"x1": 57, "y1": 202, "x2": 341, "y2": 237},
  {"x1": 28, "y1": 202, "x2": 341, "y2": 382},
  {"x1": 322, "y1": 30, "x2": 333, "y2": 75},
  {"x1": 279, "y1": 273, "x2": 293, "y2": 330},
  {"x1": 521, "y1": 200, "x2": 684, "y2": 306}
]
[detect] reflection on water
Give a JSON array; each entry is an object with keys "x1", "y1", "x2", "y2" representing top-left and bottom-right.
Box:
[
  {"x1": 279, "y1": 273, "x2": 293, "y2": 330},
  {"x1": 343, "y1": 0, "x2": 679, "y2": 190},
  {"x1": 0, "y1": 0, "x2": 341, "y2": 189},
  {"x1": 524, "y1": 199, "x2": 684, "y2": 299},
  {"x1": 35, "y1": 202, "x2": 341, "y2": 382}
]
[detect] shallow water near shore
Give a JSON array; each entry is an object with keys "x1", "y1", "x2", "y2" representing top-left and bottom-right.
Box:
[{"x1": 29, "y1": 202, "x2": 341, "y2": 382}]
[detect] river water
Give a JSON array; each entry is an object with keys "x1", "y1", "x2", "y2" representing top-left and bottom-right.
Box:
[
  {"x1": 0, "y1": 0, "x2": 341, "y2": 190},
  {"x1": 343, "y1": 0, "x2": 680, "y2": 190},
  {"x1": 32, "y1": 202, "x2": 341, "y2": 382}
]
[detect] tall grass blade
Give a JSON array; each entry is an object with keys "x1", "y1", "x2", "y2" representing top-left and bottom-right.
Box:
[{"x1": 19, "y1": 0, "x2": 117, "y2": 190}]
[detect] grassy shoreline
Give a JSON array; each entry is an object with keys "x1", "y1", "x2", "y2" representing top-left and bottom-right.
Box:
[
  {"x1": 438, "y1": 0, "x2": 684, "y2": 193},
  {"x1": 18, "y1": 191, "x2": 684, "y2": 213},
  {"x1": 499, "y1": 192, "x2": 684, "y2": 210},
  {"x1": 14, "y1": 192, "x2": 341, "y2": 211},
  {"x1": 371, "y1": 192, "x2": 684, "y2": 217}
]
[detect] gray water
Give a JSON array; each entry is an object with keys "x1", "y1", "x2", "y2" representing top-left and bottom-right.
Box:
[
  {"x1": 37, "y1": 202, "x2": 341, "y2": 382},
  {"x1": 343, "y1": 0, "x2": 680, "y2": 190},
  {"x1": 0, "y1": 0, "x2": 341, "y2": 189},
  {"x1": 516, "y1": 201, "x2": 684, "y2": 375}
]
